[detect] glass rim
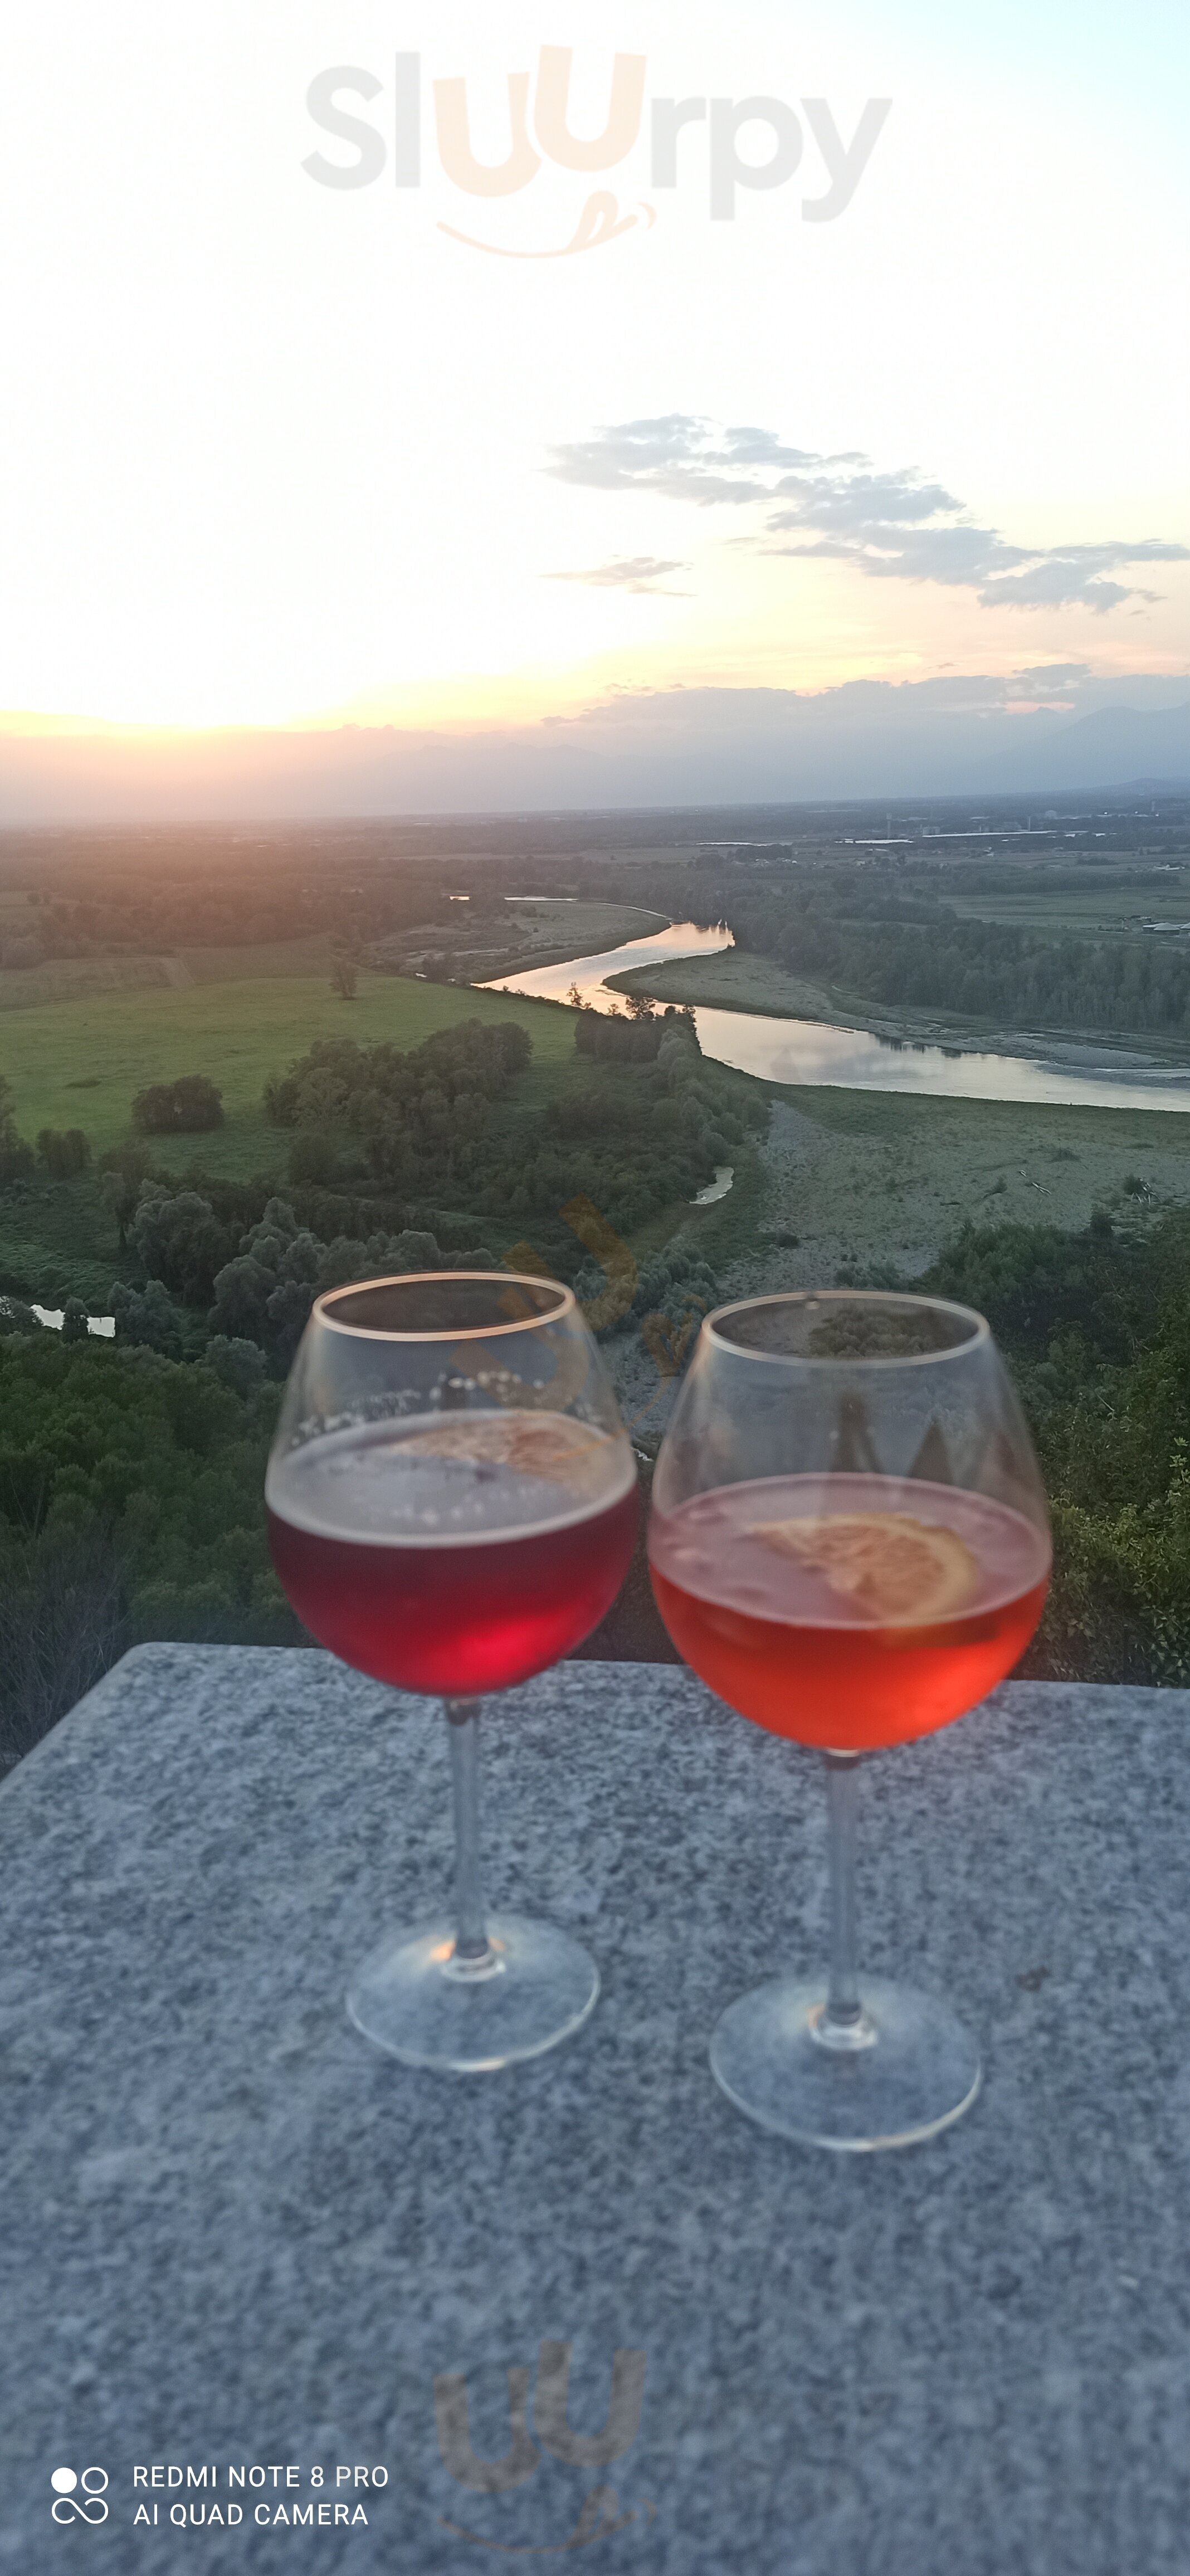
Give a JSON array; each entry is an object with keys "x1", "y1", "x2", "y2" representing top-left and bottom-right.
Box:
[
  {"x1": 312, "y1": 1270, "x2": 576, "y2": 1343},
  {"x1": 704, "y1": 1287, "x2": 991, "y2": 1367}
]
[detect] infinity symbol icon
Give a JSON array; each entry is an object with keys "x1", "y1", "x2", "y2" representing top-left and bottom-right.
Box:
[{"x1": 51, "y1": 2468, "x2": 109, "y2": 2526}]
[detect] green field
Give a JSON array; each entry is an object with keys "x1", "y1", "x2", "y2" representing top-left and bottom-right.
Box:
[
  {"x1": 0, "y1": 970, "x2": 575, "y2": 1177},
  {"x1": 0, "y1": 953, "x2": 181, "y2": 1011},
  {"x1": 950, "y1": 886, "x2": 1190, "y2": 933}
]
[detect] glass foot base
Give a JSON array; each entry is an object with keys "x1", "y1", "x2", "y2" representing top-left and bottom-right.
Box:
[
  {"x1": 710, "y1": 1973, "x2": 981, "y2": 2151},
  {"x1": 346, "y1": 1915, "x2": 599, "y2": 2072}
]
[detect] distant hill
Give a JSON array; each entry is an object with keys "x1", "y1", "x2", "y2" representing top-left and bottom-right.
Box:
[
  {"x1": 977, "y1": 700, "x2": 1190, "y2": 794},
  {"x1": 1, "y1": 691, "x2": 1188, "y2": 819}
]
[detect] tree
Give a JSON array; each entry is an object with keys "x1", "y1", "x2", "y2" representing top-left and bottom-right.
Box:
[
  {"x1": 566, "y1": 982, "x2": 583, "y2": 1009},
  {"x1": 60, "y1": 1297, "x2": 90, "y2": 1344},
  {"x1": 132, "y1": 1075, "x2": 223, "y2": 1135},
  {"x1": 109, "y1": 1277, "x2": 183, "y2": 1357},
  {"x1": 99, "y1": 1141, "x2": 155, "y2": 1247},
  {"x1": 208, "y1": 1252, "x2": 275, "y2": 1346},
  {"x1": 330, "y1": 948, "x2": 359, "y2": 1001},
  {"x1": 36, "y1": 1127, "x2": 92, "y2": 1179},
  {"x1": 0, "y1": 1077, "x2": 33, "y2": 1183},
  {"x1": 129, "y1": 1189, "x2": 233, "y2": 1305},
  {"x1": 202, "y1": 1335, "x2": 267, "y2": 1399}
]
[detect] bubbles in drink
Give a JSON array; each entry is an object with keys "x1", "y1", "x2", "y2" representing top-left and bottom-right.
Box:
[{"x1": 267, "y1": 1411, "x2": 634, "y2": 1546}]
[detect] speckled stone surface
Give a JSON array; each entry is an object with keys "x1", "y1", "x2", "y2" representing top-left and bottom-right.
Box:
[{"x1": 3, "y1": 1648, "x2": 1190, "y2": 2573}]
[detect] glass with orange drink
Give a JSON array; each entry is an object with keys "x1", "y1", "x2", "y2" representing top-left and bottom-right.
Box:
[{"x1": 648, "y1": 1291, "x2": 1050, "y2": 2149}]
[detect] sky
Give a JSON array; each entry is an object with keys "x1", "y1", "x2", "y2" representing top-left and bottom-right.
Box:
[{"x1": 1, "y1": 1, "x2": 1188, "y2": 814}]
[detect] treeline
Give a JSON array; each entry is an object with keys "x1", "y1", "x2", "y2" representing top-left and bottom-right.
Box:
[
  {"x1": 0, "y1": 1329, "x2": 292, "y2": 1769},
  {"x1": 720, "y1": 871, "x2": 1190, "y2": 1035},
  {"x1": 919, "y1": 1209, "x2": 1190, "y2": 1686},
  {"x1": 574, "y1": 1004, "x2": 696, "y2": 1062},
  {"x1": 110, "y1": 1194, "x2": 492, "y2": 1369},
  {"x1": 21, "y1": 863, "x2": 461, "y2": 961},
  {"x1": 2, "y1": 833, "x2": 747, "y2": 966},
  {"x1": 937, "y1": 865, "x2": 1176, "y2": 898}
]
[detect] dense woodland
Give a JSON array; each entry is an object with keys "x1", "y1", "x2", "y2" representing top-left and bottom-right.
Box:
[
  {"x1": 259, "y1": 1007, "x2": 759, "y2": 1242},
  {"x1": 710, "y1": 866, "x2": 1190, "y2": 1037},
  {"x1": 4, "y1": 846, "x2": 677, "y2": 963}
]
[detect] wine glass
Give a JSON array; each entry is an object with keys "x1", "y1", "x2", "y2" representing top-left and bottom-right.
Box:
[
  {"x1": 648, "y1": 1290, "x2": 1050, "y2": 2150},
  {"x1": 266, "y1": 1272, "x2": 637, "y2": 2072}
]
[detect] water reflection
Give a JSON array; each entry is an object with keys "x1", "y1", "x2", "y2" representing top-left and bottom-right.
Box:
[
  {"x1": 693, "y1": 1006, "x2": 1190, "y2": 1113},
  {"x1": 484, "y1": 918, "x2": 733, "y2": 1011},
  {"x1": 484, "y1": 923, "x2": 1190, "y2": 1115}
]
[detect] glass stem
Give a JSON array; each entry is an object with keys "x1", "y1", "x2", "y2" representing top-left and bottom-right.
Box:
[
  {"x1": 446, "y1": 1700, "x2": 494, "y2": 1968},
  {"x1": 819, "y1": 1750, "x2": 871, "y2": 2047}
]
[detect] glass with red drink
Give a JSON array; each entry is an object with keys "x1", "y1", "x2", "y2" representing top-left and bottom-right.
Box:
[
  {"x1": 267, "y1": 1273, "x2": 637, "y2": 2070},
  {"x1": 648, "y1": 1290, "x2": 1050, "y2": 2149}
]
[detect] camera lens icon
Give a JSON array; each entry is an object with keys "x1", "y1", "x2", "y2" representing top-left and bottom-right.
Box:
[{"x1": 51, "y1": 2468, "x2": 109, "y2": 2524}]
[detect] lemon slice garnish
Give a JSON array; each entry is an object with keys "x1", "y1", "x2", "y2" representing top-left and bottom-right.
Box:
[{"x1": 749, "y1": 1512, "x2": 979, "y2": 1624}]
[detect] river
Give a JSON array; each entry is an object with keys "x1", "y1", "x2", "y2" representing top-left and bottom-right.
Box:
[{"x1": 484, "y1": 923, "x2": 1190, "y2": 1115}]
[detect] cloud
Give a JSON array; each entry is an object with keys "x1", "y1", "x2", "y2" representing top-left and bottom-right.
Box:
[
  {"x1": 548, "y1": 417, "x2": 1189, "y2": 614},
  {"x1": 544, "y1": 555, "x2": 691, "y2": 595}
]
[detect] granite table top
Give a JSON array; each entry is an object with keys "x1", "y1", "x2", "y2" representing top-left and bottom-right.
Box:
[{"x1": 2, "y1": 1645, "x2": 1190, "y2": 2575}]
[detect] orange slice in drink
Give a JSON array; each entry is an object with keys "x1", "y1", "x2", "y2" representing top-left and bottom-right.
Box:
[
  {"x1": 397, "y1": 1416, "x2": 598, "y2": 1480},
  {"x1": 749, "y1": 1513, "x2": 979, "y2": 1624}
]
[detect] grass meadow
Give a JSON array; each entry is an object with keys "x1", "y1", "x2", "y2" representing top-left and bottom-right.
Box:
[{"x1": 1, "y1": 970, "x2": 575, "y2": 1178}]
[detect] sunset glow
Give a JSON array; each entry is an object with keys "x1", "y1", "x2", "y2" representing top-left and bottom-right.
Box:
[{"x1": 2, "y1": 0, "x2": 1186, "y2": 807}]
